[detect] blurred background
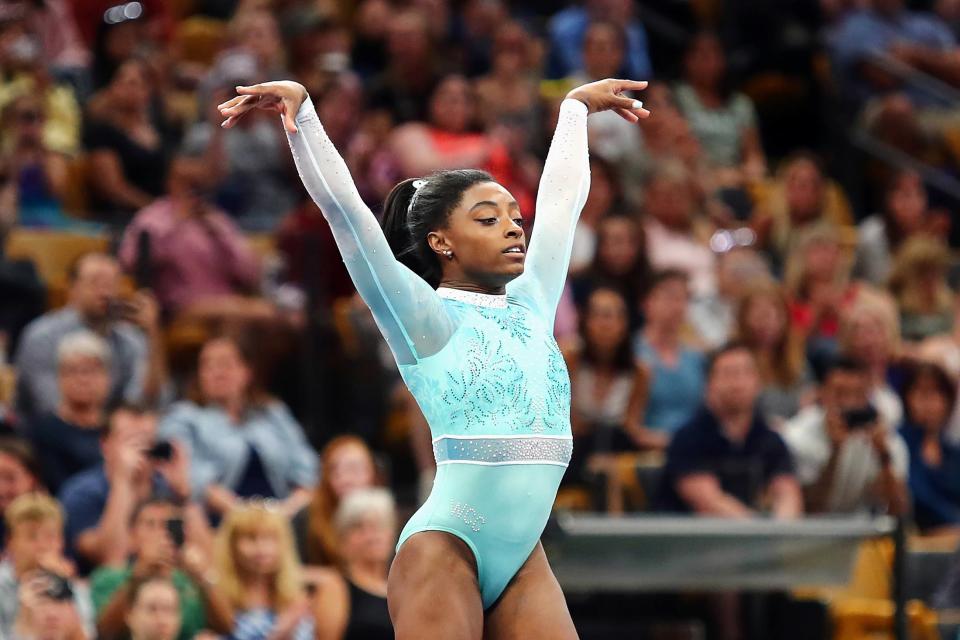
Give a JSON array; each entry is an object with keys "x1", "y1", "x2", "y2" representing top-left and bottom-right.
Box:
[{"x1": 2, "y1": 0, "x2": 960, "y2": 638}]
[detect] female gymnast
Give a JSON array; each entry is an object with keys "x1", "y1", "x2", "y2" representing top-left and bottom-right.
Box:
[{"x1": 219, "y1": 77, "x2": 649, "y2": 639}]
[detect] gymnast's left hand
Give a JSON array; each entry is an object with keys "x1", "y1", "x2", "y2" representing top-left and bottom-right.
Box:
[
  {"x1": 218, "y1": 80, "x2": 308, "y2": 134},
  {"x1": 566, "y1": 78, "x2": 651, "y2": 123}
]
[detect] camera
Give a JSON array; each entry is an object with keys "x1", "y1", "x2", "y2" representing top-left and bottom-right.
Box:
[
  {"x1": 166, "y1": 517, "x2": 185, "y2": 549},
  {"x1": 147, "y1": 440, "x2": 173, "y2": 461},
  {"x1": 842, "y1": 405, "x2": 879, "y2": 431}
]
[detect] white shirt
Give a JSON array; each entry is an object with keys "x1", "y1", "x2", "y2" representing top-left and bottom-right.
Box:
[{"x1": 782, "y1": 406, "x2": 909, "y2": 513}]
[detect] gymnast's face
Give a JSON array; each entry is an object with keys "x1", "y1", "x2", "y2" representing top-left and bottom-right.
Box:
[{"x1": 428, "y1": 181, "x2": 527, "y2": 289}]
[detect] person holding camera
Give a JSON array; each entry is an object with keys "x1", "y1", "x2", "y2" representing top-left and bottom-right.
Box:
[
  {"x1": 58, "y1": 404, "x2": 189, "y2": 574},
  {"x1": 91, "y1": 498, "x2": 232, "y2": 640},
  {"x1": 15, "y1": 252, "x2": 165, "y2": 422},
  {"x1": 782, "y1": 356, "x2": 909, "y2": 515},
  {"x1": 0, "y1": 493, "x2": 93, "y2": 639}
]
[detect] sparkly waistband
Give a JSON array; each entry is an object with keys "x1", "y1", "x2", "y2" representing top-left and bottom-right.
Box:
[{"x1": 432, "y1": 435, "x2": 572, "y2": 467}]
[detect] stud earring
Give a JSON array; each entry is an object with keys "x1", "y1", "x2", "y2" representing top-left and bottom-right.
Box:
[{"x1": 444, "y1": 250, "x2": 454, "y2": 259}]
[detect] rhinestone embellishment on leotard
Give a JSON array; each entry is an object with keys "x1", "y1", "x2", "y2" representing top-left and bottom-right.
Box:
[
  {"x1": 434, "y1": 436, "x2": 573, "y2": 466},
  {"x1": 436, "y1": 287, "x2": 508, "y2": 309},
  {"x1": 449, "y1": 501, "x2": 487, "y2": 532}
]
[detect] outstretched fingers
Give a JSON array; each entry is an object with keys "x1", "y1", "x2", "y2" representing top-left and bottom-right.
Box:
[{"x1": 611, "y1": 79, "x2": 649, "y2": 93}]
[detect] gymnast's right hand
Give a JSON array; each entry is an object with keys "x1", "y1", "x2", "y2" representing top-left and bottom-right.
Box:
[{"x1": 217, "y1": 80, "x2": 308, "y2": 134}]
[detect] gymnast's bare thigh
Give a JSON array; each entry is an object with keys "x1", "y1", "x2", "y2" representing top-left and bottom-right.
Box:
[
  {"x1": 388, "y1": 530, "x2": 484, "y2": 640},
  {"x1": 483, "y1": 542, "x2": 579, "y2": 640}
]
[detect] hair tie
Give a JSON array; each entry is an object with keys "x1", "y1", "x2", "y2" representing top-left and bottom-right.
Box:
[{"x1": 408, "y1": 179, "x2": 428, "y2": 214}]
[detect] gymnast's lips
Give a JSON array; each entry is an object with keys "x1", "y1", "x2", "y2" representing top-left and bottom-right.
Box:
[{"x1": 502, "y1": 243, "x2": 526, "y2": 255}]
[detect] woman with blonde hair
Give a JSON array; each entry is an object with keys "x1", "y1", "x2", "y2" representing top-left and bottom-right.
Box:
[
  {"x1": 734, "y1": 283, "x2": 813, "y2": 425},
  {"x1": 215, "y1": 502, "x2": 314, "y2": 639},
  {"x1": 296, "y1": 436, "x2": 378, "y2": 567},
  {"x1": 887, "y1": 235, "x2": 954, "y2": 343}
]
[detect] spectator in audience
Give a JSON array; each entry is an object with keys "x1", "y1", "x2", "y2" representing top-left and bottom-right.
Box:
[
  {"x1": 126, "y1": 577, "x2": 182, "y2": 640},
  {"x1": 365, "y1": 9, "x2": 440, "y2": 125},
  {"x1": 887, "y1": 235, "x2": 954, "y2": 343},
  {"x1": 734, "y1": 283, "x2": 813, "y2": 426},
  {"x1": 783, "y1": 356, "x2": 909, "y2": 515},
  {"x1": 314, "y1": 488, "x2": 394, "y2": 640},
  {"x1": 656, "y1": 342, "x2": 803, "y2": 517},
  {"x1": 855, "y1": 169, "x2": 936, "y2": 286},
  {"x1": 388, "y1": 74, "x2": 534, "y2": 214},
  {"x1": 474, "y1": 21, "x2": 541, "y2": 133},
  {"x1": 224, "y1": 10, "x2": 287, "y2": 80},
  {"x1": 568, "y1": 287, "x2": 656, "y2": 463},
  {"x1": 572, "y1": 212, "x2": 650, "y2": 332},
  {"x1": 299, "y1": 436, "x2": 378, "y2": 567},
  {"x1": 187, "y1": 51, "x2": 300, "y2": 231},
  {"x1": 9, "y1": 577, "x2": 89, "y2": 640},
  {"x1": 117, "y1": 153, "x2": 263, "y2": 321},
  {"x1": 635, "y1": 270, "x2": 705, "y2": 436},
  {"x1": 0, "y1": 438, "x2": 41, "y2": 549},
  {"x1": 837, "y1": 294, "x2": 905, "y2": 427},
  {"x1": 642, "y1": 163, "x2": 717, "y2": 299},
  {"x1": 898, "y1": 362, "x2": 960, "y2": 533},
  {"x1": 15, "y1": 252, "x2": 165, "y2": 420},
  {"x1": 675, "y1": 31, "x2": 766, "y2": 181},
  {"x1": 784, "y1": 223, "x2": 859, "y2": 365},
  {"x1": 829, "y1": 0, "x2": 960, "y2": 111},
  {"x1": 689, "y1": 247, "x2": 772, "y2": 349},
  {"x1": 546, "y1": 0, "x2": 652, "y2": 80},
  {"x1": 568, "y1": 157, "x2": 622, "y2": 277},
  {"x1": 83, "y1": 58, "x2": 171, "y2": 223},
  {"x1": 160, "y1": 335, "x2": 317, "y2": 519},
  {"x1": 59, "y1": 404, "x2": 189, "y2": 573},
  {"x1": 0, "y1": 93, "x2": 70, "y2": 227},
  {"x1": 215, "y1": 502, "x2": 314, "y2": 639},
  {"x1": 91, "y1": 498, "x2": 231, "y2": 639},
  {"x1": 29, "y1": 331, "x2": 108, "y2": 494},
  {"x1": 0, "y1": 493, "x2": 93, "y2": 638},
  {"x1": 758, "y1": 151, "x2": 854, "y2": 270}
]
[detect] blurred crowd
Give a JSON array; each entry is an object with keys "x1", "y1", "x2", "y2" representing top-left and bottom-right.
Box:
[{"x1": 2, "y1": 0, "x2": 960, "y2": 638}]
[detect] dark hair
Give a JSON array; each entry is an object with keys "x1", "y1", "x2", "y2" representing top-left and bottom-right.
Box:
[
  {"x1": 0, "y1": 437, "x2": 40, "y2": 482},
  {"x1": 102, "y1": 402, "x2": 156, "y2": 438},
  {"x1": 705, "y1": 341, "x2": 755, "y2": 378},
  {"x1": 187, "y1": 333, "x2": 271, "y2": 408},
  {"x1": 818, "y1": 355, "x2": 869, "y2": 385},
  {"x1": 684, "y1": 30, "x2": 733, "y2": 100},
  {"x1": 643, "y1": 268, "x2": 689, "y2": 300},
  {"x1": 902, "y1": 361, "x2": 957, "y2": 422},
  {"x1": 380, "y1": 170, "x2": 494, "y2": 288},
  {"x1": 130, "y1": 496, "x2": 177, "y2": 527},
  {"x1": 579, "y1": 286, "x2": 636, "y2": 373}
]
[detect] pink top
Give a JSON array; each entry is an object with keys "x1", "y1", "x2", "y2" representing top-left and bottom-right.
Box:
[
  {"x1": 119, "y1": 198, "x2": 260, "y2": 313},
  {"x1": 643, "y1": 218, "x2": 717, "y2": 298}
]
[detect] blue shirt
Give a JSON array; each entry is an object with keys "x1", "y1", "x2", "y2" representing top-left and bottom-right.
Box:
[
  {"x1": 58, "y1": 466, "x2": 172, "y2": 574},
  {"x1": 635, "y1": 336, "x2": 705, "y2": 433},
  {"x1": 29, "y1": 413, "x2": 103, "y2": 494},
  {"x1": 899, "y1": 422, "x2": 960, "y2": 531},
  {"x1": 159, "y1": 401, "x2": 318, "y2": 502},
  {"x1": 829, "y1": 9, "x2": 957, "y2": 107},
  {"x1": 546, "y1": 6, "x2": 653, "y2": 80},
  {"x1": 657, "y1": 406, "x2": 795, "y2": 513},
  {"x1": 14, "y1": 308, "x2": 148, "y2": 420}
]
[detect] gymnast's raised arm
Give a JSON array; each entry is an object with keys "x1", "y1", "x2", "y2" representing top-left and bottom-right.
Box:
[
  {"x1": 508, "y1": 79, "x2": 649, "y2": 322},
  {"x1": 218, "y1": 81, "x2": 452, "y2": 366}
]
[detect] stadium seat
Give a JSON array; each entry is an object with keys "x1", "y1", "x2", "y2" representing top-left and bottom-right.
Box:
[{"x1": 173, "y1": 16, "x2": 227, "y2": 67}]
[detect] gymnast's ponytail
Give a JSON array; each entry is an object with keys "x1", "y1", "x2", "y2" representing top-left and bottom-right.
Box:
[{"x1": 380, "y1": 169, "x2": 494, "y2": 289}]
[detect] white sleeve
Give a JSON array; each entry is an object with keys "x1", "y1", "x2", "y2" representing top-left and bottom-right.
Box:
[
  {"x1": 284, "y1": 97, "x2": 454, "y2": 365},
  {"x1": 507, "y1": 98, "x2": 590, "y2": 324}
]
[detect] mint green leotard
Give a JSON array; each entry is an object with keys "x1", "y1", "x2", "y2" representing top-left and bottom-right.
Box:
[{"x1": 286, "y1": 97, "x2": 590, "y2": 609}]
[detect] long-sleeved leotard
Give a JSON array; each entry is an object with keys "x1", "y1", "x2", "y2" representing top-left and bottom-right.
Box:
[{"x1": 286, "y1": 96, "x2": 589, "y2": 608}]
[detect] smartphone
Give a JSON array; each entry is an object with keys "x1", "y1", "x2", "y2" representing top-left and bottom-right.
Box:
[
  {"x1": 843, "y1": 405, "x2": 879, "y2": 431},
  {"x1": 147, "y1": 440, "x2": 173, "y2": 461},
  {"x1": 166, "y1": 517, "x2": 185, "y2": 549}
]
